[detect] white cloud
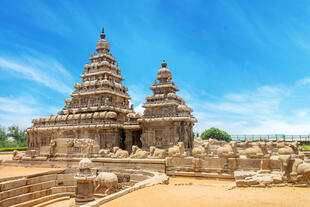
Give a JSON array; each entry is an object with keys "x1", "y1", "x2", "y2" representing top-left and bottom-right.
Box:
[
  {"x1": 0, "y1": 54, "x2": 73, "y2": 94},
  {"x1": 134, "y1": 103, "x2": 145, "y2": 114},
  {"x1": 187, "y1": 81, "x2": 310, "y2": 135},
  {"x1": 0, "y1": 96, "x2": 58, "y2": 129}
]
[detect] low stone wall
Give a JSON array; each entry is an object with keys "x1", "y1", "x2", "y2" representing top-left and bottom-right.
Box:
[{"x1": 2, "y1": 157, "x2": 166, "y2": 173}]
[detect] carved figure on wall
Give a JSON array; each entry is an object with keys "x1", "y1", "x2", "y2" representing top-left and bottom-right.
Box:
[
  {"x1": 192, "y1": 145, "x2": 206, "y2": 158},
  {"x1": 168, "y1": 142, "x2": 186, "y2": 157},
  {"x1": 245, "y1": 145, "x2": 264, "y2": 158},
  {"x1": 111, "y1": 147, "x2": 129, "y2": 158},
  {"x1": 290, "y1": 158, "x2": 310, "y2": 183},
  {"x1": 49, "y1": 139, "x2": 57, "y2": 155},
  {"x1": 217, "y1": 141, "x2": 239, "y2": 158},
  {"x1": 130, "y1": 145, "x2": 148, "y2": 159},
  {"x1": 99, "y1": 149, "x2": 112, "y2": 158},
  {"x1": 149, "y1": 146, "x2": 166, "y2": 159}
]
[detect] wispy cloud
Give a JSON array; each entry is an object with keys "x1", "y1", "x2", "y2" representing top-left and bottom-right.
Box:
[
  {"x1": 0, "y1": 52, "x2": 73, "y2": 94},
  {"x1": 0, "y1": 96, "x2": 58, "y2": 129},
  {"x1": 183, "y1": 80, "x2": 310, "y2": 135}
]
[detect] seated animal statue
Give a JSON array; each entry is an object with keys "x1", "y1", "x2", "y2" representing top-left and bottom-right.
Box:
[
  {"x1": 130, "y1": 145, "x2": 148, "y2": 159},
  {"x1": 95, "y1": 172, "x2": 118, "y2": 195},
  {"x1": 12, "y1": 150, "x2": 23, "y2": 160},
  {"x1": 217, "y1": 141, "x2": 239, "y2": 158},
  {"x1": 168, "y1": 142, "x2": 187, "y2": 157},
  {"x1": 192, "y1": 146, "x2": 207, "y2": 158},
  {"x1": 290, "y1": 158, "x2": 310, "y2": 183},
  {"x1": 111, "y1": 147, "x2": 129, "y2": 158},
  {"x1": 245, "y1": 145, "x2": 264, "y2": 158},
  {"x1": 149, "y1": 146, "x2": 166, "y2": 159},
  {"x1": 278, "y1": 146, "x2": 294, "y2": 155},
  {"x1": 99, "y1": 149, "x2": 113, "y2": 158}
]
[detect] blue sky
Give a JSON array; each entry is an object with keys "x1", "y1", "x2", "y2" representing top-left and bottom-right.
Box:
[{"x1": 2, "y1": 0, "x2": 310, "y2": 134}]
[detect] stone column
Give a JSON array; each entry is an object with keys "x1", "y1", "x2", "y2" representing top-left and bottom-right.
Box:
[
  {"x1": 125, "y1": 129, "x2": 133, "y2": 153},
  {"x1": 74, "y1": 158, "x2": 95, "y2": 206}
]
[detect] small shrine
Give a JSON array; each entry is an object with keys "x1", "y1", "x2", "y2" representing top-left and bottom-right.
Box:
[{"x1": 139, "y1": 60, "x2": 197, "y2": 150}]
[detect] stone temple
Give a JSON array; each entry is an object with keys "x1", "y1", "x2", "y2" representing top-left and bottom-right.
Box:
[{"x1": 26, "y1": 27, "x2": 197, "y2": 157}]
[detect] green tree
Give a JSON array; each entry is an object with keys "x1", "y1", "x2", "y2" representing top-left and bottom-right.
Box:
[
  {"x1": 201, "y1": 127, "x2": 231, "y2": 142},
  {"x1": 7, "y1": 125, "x2": 28, "y2": 145},
  {"x1": 0, "y1": 126, "x2": 7, "y2": 142}
]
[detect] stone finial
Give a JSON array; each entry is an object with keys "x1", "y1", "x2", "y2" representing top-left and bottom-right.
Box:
[
  {"x1": 100, "y1": 27, "x2": 106, "y2": 39},
  {"x1": 161, "y1": 60, "x2": 167, "y2": 68},
  {"x1": 79, "y1": 158, "x2": 93, "y2": 170}
]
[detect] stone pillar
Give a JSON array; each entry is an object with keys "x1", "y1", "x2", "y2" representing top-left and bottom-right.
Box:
[
  {"x1": 125, "y1": 130, "x2": 133, "y2": 153},
  {"x1": 74, "y1": 158, "x2": 95, "y2": 206}
]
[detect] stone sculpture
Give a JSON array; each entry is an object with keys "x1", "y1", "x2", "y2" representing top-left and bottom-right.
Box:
[
  {"x1": 168, "y1": 142, "x2": 187, "y2": 157},
  {"x1": 95, "y1": 172, "x2": 118, "y2": 195},
  {"x1": 74, "y1": 158, "x2": 95, "y2": 205},
  {"x1": 99, "y1": 149, "x2": 112, "y2": 158},
  {"x1": 192, "y1": 146, "x2": 206, "y2": 158},
  {"x1": 217, "y1": 141, "x2": 238, "y2": 158},
  {"x1": 111, "y1": 147, "x2": 129, "y2": 158},
  {"x1": 245, "y1": 145, "x2": 264, "y2": 158},
  {"x1": 12, "y1": 150, "x2": 23, "y2": 160},
  {"x1": 149, "y1": 146, "x2": 166, "y2": 159},
  {"x1": 130, "y1": 145, "x2": 148, "y2": 159},
  {"x1": 290, "y1": 158, "x2": 310, "y2": 183}
]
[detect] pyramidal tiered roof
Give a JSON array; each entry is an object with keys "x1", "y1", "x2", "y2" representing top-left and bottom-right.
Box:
[
  {"x1": 29, "y1": 28, "x2": 136, "y2": 131},
  {"x1": 140, "y1": 60, "x2": 197, "y2": 123}
]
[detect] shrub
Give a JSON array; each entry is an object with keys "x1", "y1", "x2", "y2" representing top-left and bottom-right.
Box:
[
  {"x1": 0, "y1": 147, "x2": 27, "y2": 152},
  {"x1": 201, "y1": 127, "x2": 232, "y2": 142}
]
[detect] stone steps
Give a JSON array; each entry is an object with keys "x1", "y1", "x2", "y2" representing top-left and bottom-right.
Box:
[
  {"x1": 0, "y1": 186, "x2": 75, "y2": 207},
  {"x1": 0, "y1": 169, "x2": 75, "y2": 207},
  {"x1": 10, "y1": 192, "x2": 73, "y2": 207}
]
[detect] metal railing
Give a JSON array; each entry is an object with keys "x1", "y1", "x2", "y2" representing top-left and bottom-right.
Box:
[{"x1": 231, "y1": 134, "x2": 310, "y2": 141}]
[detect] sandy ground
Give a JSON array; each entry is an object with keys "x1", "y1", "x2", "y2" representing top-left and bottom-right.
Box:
[
  {"x1": 101, "y1": 177, "x2": 310, "y2": 207},
  {"x1": 45, "y1": 177, "x2": 310, "y2": 207},
  {"x1": 0, "y1": 153, "x2": 14, "y2": 161},
  {"x1": 0, "y1": 153, "x2": 60, "y2": 178},
  {"x1": 0, "y1": 166, "x2": 60, "y2": 178}
]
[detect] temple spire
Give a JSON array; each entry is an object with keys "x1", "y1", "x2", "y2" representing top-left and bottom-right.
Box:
[
  {"x1": 100, "y1": 27, "x2": 106, "y2": 39},
  {"x1": 161, "y1": 60, "x2": 167, "y2": 68}
]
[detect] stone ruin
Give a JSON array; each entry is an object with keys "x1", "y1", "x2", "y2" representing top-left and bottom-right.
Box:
[{"x1": 25, "y1": 27, "x2": 197, "y2": 159}]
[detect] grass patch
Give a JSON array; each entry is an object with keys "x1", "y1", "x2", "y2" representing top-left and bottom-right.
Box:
[
  {"x1": 300, "y1": 145, "x2": 310, "y2": 150},
  {"x1": 0, "y1": 147, "x2": 27, "y2": 152}
]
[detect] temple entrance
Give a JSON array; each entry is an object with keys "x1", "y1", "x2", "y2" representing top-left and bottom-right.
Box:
[
  {"x1": 119, "y1": 129, "x2": 126, "y2": 150},
  {"x1": 132, "y1": 130, "x2": 142, "y2": 148}
]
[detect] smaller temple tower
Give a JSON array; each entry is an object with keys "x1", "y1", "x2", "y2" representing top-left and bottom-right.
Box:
[{"x1": 139, "y1": 60, "x2": 197, "y2": 150}]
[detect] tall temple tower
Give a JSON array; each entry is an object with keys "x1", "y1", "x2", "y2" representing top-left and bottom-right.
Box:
[
  {"x1": 139, "y1": 60, "x2": 197, "y2": 149},
  {"x1": 26, "y1": 28, "x2": 196, "y2": 158},
  {"x1": 26, "y1": 28, "x2": 141, "y2": 157}
]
